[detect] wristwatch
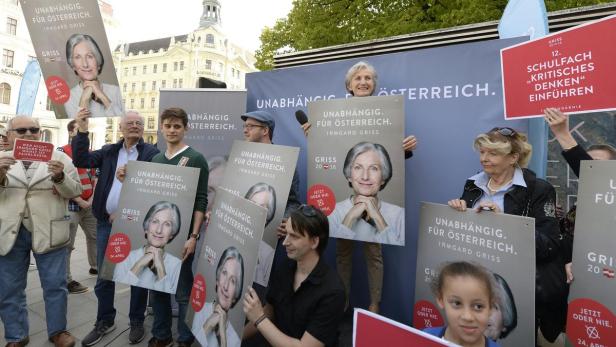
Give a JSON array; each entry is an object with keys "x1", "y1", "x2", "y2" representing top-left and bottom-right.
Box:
[{"x1": 190, "y1": 233, "x2": 200, "y2": 240}]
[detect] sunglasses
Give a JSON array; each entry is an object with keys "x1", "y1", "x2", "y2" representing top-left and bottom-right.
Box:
[
  {"x1": 490, "y1": 127, "x2": 516, "y2": 137},
  {"x1": 297, "y1": 204, "x2": 319, "y2": 217},
  {"x1": 9, "y1": 127, "x2": 40, "y2": 135}
]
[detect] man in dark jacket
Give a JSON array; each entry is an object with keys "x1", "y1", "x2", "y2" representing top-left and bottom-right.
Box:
[{"x1": 72, "y1": 110, "x2": 159, "y2": 346}]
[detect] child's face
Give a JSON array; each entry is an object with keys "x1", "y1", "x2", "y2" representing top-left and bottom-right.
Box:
[{"x1": 437, "y1": 275, "x2": 491, "y2": 346}]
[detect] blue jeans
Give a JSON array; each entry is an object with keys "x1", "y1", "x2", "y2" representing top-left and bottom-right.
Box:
[
  {"x1": 0, "y1": 225, "x2": 68, "y2": 341},
  {"x1": 150, "y1": 254, "x2": 194, "y2": 343},
  {"x1": 95, "y1": 220, "x2": 148, "y2": 324}
]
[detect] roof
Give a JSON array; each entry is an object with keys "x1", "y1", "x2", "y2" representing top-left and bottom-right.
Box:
[{"x1": 115, "y1": 34, "x2": 189, "y2": 55}]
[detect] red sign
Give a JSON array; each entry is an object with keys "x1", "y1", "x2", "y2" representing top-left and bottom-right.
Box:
[
  {"x1": 45, "y1": 76, "x2": 70, "y2": 104},
  {"x1": 501, "y1": 15, "x2": 616, "y2": 119},
  {"x1": 566, "y1": 298, "x2": 616, "y2": 347},
  {"x1": 190, "y1": 274, "x2": 207, "y2": 312},
  {"x1": 104, "y1": 233, "x2": 131, "y2": 264},
  {"x1": 354, "y1": 309, "x2": 456, "y2": 347},
  {"x1": 413, "y1": 300, "x2": 445, "y2": 330},
  {"x1": 307, "y1": 184, "x2": 336, "y2": 216},
  {"x1": 13, "y1": 139, "x2": 54, "y2": 162}
]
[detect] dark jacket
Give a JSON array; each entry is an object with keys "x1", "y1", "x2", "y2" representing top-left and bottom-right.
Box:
[
  {"x1": 460, "y1": 168, "x2": 567, "y2": 341},
  {"x1": 562, "y1": 144, "x2": 592, "y2": 178},
  {"x1": 72, "y1": 131, "x2": 159, "y2": 221}
]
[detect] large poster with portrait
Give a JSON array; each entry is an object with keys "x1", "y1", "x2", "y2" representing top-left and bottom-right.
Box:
[
  {"x1": 219, "y1": 140, "x2": 299, "y2": 287},
  {"x1": 413, "y1": 202, "x2": 535, "y2": 347},
  {"x1": 20, "y1": 0, "x2": 122, "y2": 119},
  {"x1": 307, "y1": 95, "x2": 405, "y2": 245},
  {"x1": 566, "y1": 161, "x2": 616, "y2": 347},
  {"x1": 99, "y1": 161, "x2": 199, "y2": 294},
  {"x1": 187, "y1": 189, "x2": 266, "y2": 347}
]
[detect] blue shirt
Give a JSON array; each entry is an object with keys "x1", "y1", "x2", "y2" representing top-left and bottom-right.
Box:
[
  {"x1": 423, "y1": 326, "x2": 501, "y2": 347},
  {"x1": 468, "y1": 167, "x2": 526, "y2": 212}
]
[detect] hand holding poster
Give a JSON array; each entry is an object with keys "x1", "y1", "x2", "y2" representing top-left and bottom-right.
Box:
[
  {"x1": 566, "y1": 161, "x2": 616, "y2": 347},
  {"x1": 219, "y1": 140, "x2": 299, "y2": 286},
  {"x1": 99, "y1": 161, "x2": 199, "y2": 294},
  {"x1": 354, "y1": 309, "x2": 459, "y2": 347},
  {"x1": 13, "y1": 139, "x2": 54, "y2": 162},
  {"x1": 188, "y1": 189, "x2": 266, "y2": 347},
  {"x1": 414, "y1": 202, "x2": 535, "y2": 347},
  {"x1": 501, "y1": 15, "x2": 616, "y2": 119},
  {"x1": 307, "y1": 95, "x2": 405, "y2": 245},
  {"x1": 20, "y1": 0, "x2": 123, "y2": 118}
]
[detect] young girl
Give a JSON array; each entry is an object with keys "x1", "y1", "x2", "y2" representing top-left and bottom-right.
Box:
[{"x1": 424, "y1": 261, "x2": 501, "y2": 347}]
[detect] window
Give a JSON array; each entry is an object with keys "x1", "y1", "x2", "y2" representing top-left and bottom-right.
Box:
[
  {"x1": 148, "y1": 118, "x2": 155, "y2": 130},
  {"x1": 150, "y1": 97, "x2": 155, "y2": 108},
  {"x1": 162, "y1": 63, "x2": 167, "y2": 72},
  {"x1": 147, "y1": 135, "x2": 154, "y2": 143},
  {"x1": 218, "y1": 62, "x2": 223, "y2": 72},
  {"x1": 205, "y1": 60, "x2": 211, "y2": 70},
  {"x1": 132, "y1": 66, "x2": 137, "y2": 75},
  {"x1": 124, "y1": 67, "x2": 128, "y2": 76},
  {"x1": 206, "y1": 34, "x2": 214, "y2": 44},
  {"x1": 41, "y1": 129, "x2": 52, "y2": 143},
  {"x1": 141, "y1": 81, "x2": 146, "y2": 91},
  {"x1": 2, "y1": 49, "x2": 14, "y2": 68},
  {"x1": 180, "y1": 61, "x2": 184, "y2": 70},
  {"x1": 143, "y1": 65, "x2": 147, "y2": 74},
  {"x1": 0, "y1": 83, "x2": 10, "y2": 104},
  {"x1": 174, "y1": 62, "x2": 178, "y2": 71},
  {"x1": 46, "y1": 97, "x2": 53, "y2": 111},
  {"x1": 131, "y1": 83, "x2": 136, "y2": 92},
  {"x1": 140, "y1": 98, "x2": 144, "y2": 108},
  {"x1": 123, "y1": 83, "x2": 127, "y2": 92},
  {"x1": 6, "y1": 17, "x2": 17, "y2": 36},
  {"x1": 173, "y1": 79, "x2": 177, "y2": 88},
  {"x1": 161, "y1": 80, "x2": 166, "y2": 88},
  {"x1": 178, "y1": 78, "x2": 183, "y2": 88},
  {"x1": 130, "y1": 99, "x2": 134, "y2": 108},
  {"x1": 152, "y1": 81, "x2": 156, "y2": 91},
  {"x1": 153, "y1": 64, "x2": 157, "y2": 73}
]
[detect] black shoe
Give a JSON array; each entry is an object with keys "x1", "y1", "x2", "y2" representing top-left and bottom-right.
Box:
[
  {"x1": 81, "y1": 321, "x2": 115, "y2": 346},
  {"x1": 67, "y1": 280, "x2": 88, "y2": 294},
  {"x1": 147, "y1": 337, "x2": 173, "y2": 347},
  {"x1": 89, "y1": 268, "x2": 98, "y2": 275},
  {"x1": 5, "y1": 336, "x2": 29, "y2": 347},
  {"x1": 176, "y1": 341, "x2": 193, "y2": 347},
  {"x1": 128, "y1": 323, "x2": 145, "y2": 344}
]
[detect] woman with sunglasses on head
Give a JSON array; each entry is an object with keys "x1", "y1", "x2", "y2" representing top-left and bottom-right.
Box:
[{"x1": 447, "y1": 127, "x2": 566, "y2": 346}]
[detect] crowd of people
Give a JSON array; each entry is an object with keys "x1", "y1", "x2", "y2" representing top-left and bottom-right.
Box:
[{"x1": 0, "y1": 60, "x2": 614, "y2": 347}]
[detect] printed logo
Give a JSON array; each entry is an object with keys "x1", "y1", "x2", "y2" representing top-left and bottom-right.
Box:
[
  {"x1": 544, "y1": 201, "x2": 556, "y2": 218},
  {"x1": 603, "y1": 267, "x2": 615, "y2": 279}
]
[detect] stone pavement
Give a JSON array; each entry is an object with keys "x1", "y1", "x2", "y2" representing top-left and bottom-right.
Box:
[{"x1": 0, "y1": 230, "x2": 181, "y2": 347}]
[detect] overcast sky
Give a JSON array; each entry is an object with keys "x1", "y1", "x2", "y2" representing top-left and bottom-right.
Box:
[{"x1": 105, "y1": 0, "x2": 293, "y2": 52}]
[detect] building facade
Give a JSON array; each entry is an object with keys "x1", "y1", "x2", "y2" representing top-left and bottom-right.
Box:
[{"x1": 110, "y1": 0, "x2": 257, "y2": 143}]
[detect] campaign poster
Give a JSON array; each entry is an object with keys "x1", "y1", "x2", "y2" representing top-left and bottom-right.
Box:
[
  {"x1": 354, "y1": 309, "x2": 459, "y2": 347},
  {"x1": 307, "y1": 95, "x2": 405, "y2": 246},
  {"x1": 414, "y1": 202, "x2": 535, "y2": 347},
  {"x1": 187, "y1": 189, "x2": 266, "y2": 347},
  {"x1": 20, "y1": 0, "x2": 123, "y2": 119},
  {"x1": 99, "y1": 161, "x2": 199, "y2": 294},
  {"x1": 13, "y1": 139, "x2": 54, "y2": 162},
  {"x1": 501, "y1": 15, "x2": 616, "y2": 119},
  {"x1": 566, "y1": 161, "x2": 616, "y2": 347},
  {"x1": 219, "y1": 140, "x2": 299, "y2": 287}
]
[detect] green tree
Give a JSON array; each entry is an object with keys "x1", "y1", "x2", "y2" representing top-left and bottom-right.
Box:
[{"x1": 256, "y1": 0, "x2": 612, "y2": 70}]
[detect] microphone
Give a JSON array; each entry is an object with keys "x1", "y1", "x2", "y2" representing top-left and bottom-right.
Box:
[{"x1": 295, "y1": 110, "x2": 308, "y2": 125}]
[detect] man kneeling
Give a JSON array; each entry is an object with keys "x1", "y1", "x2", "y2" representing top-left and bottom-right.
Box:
[{"x1": 243, "y1": 205, "x2": 345, "y2": 347}]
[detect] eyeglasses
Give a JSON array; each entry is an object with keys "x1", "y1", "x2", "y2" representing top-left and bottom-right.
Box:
[
  {"x1": 125, "y1": 121, "x2": 144, "y2": 127},
  {"x1": 297, "y1": 204, "x2": 319, "y2": 217},
  {"x1": 491, "y1": 127, "x2": 516, "y2": 137},
  {"x1": 243, "y1": 123, "x2": 264, "y2": 130},
  {"x1": 9, "y1": 127, "x2": 40, "y2": 135}
]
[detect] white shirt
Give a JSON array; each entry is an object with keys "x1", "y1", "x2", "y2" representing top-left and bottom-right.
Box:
[
  {"x1": 113, "y1": 246, "x2": 182, "y2": 293},
  {"x1": 192, "y1": 302, "x2": 241, "y2": 347},
  {"x1": 106, "y1": 142, "x2": 138, "y2": 215},
  {"x1": 469, "y1": 167, "x2": 527, "y2": 212}
]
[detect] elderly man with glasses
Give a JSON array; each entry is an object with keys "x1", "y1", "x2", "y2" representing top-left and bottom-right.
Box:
[
  {"x1": 0, "y1": 116, "x2": 82, "y2": 347},
  {"x1": 72, "y1": 110, "x2": 159, "y2": 346}
]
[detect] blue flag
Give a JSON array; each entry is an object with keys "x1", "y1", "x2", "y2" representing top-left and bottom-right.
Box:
[
  {"x1": 16, "y1": 59, "x2": 42, "y2": 116},
  {"x1": 499, "y1": 0, "x2": 549, "y2": 178}
]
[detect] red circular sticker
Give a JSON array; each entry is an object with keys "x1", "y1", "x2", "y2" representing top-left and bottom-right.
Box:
[
  {"x1": 566, "y1": 298, "x2": 616, "y2": 347},
  {"x1": 307, "y1": 184, "x2": 336, "y2": 216},
  {"x1": 191, "y1": 274, "x2": 207, "y2": 312},
  {"x1": 413, "y1": 300, "x2": 444, "y2": 330},
  {"x1": 105, "y1": 233, "x2": 131, "y2": 264},
  {"x1": 45, "y1": 76, "x2": 70, "y2": 104}
]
